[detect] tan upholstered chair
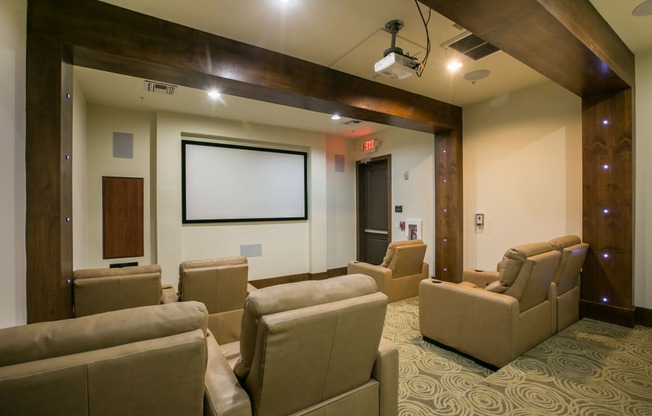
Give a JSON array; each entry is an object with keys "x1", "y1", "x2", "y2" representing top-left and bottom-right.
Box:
[
  {"x1": 347, "y1": 239, "x2": 429, "y2": 302},
  {"x1": 0, "y1": 302, "x2": 212, "y2": 416},
  {"x1": 419, "y1": 242, "x2": 561, "y2": 368},
  {"x1": 178, "y1": 256, "x2": 255, "y2": 347},
  {"x1": 71, "y1": 264, "x2": 173, "y2": 317},
  {"x1": 549, "y1": 235, "x2": 589, "y2": 332},
  {"x1": 204, "y1": 274, "x2": 399, "y2": 416}
]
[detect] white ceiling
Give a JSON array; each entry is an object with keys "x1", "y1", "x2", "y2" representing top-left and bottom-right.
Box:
[{"x1": 76, "y1": 0, "x2": 652, "y2": 138}]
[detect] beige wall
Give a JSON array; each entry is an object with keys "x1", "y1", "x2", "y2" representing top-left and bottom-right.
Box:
[
  {"x1": 350, "y1": 129, "x2": 435, "y2": 272},
  {"x1": 83, "y1": 105, "x2": 154, "y2": 268},
  {"x1": 154, "y1": 112, "x2": 336, "y2": 284},
  {"x1": 635, "y1": 48, "x2": 652, "y2": 309},
  {"x1": 462, "y1": 81, "x2": 583, "y2": 270},
  {"x1": 0, "y1": 0, "x2": 26, "y2": 328},
  {"x1": 326, "y1": 135, "x2": 356, "y2": 269}
]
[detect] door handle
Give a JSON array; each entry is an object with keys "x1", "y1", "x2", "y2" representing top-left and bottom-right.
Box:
[{"x1": 364, "y1": 229, "x2": 388, "y2": 235}]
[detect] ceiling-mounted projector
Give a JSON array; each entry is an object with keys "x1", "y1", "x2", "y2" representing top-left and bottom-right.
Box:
[
  {"x1": 374, "y1": 52, "x2": 418, "y2": 80},
  {"x1": 374, "y1": 19, "x2": 419, "y2": 80}
]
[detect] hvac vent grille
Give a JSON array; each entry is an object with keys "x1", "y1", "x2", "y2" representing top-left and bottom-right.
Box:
[
  {"x1": 144, "y1": 80, "x2": 177, "y2": 95},
  {"x1": 441, "y1": 32, "x2": 499, "y2": 61}
]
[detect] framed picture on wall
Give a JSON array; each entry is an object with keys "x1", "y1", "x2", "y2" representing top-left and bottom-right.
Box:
[{"x1": 405, "y1": 219, "x2": 422, "y2": 240}]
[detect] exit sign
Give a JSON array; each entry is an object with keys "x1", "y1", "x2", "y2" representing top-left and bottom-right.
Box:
[{"x1": 361, "y1": 138, "x2": 378, "y2": 153}]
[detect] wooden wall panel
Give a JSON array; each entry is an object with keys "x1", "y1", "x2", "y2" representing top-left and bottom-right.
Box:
[
  {"x1": 26, "y1": 35, "x2": 73, "y2": 322},
  {"x1": 102, "y1": 177, "x2": 144, "y2": 259},
  {"x1": 435, "y1": 128, "x2": 463, "y2": 282},
  {"x1": 581, "y1": 89, "x2": 634, "y2": 325}
]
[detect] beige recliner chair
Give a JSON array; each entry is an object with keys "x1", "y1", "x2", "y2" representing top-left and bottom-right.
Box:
[
  {"x1": 419, "y1": 242, "x2": 561, "y2": 368},
  {"x1": 71, "y1": 264, "x2": 175, "y2": 317},
  {"x1": 549, "y1": 235, "x2": 589, "y2": 332},
  {"x1": 204, "y1": 274, "x2": 399, "y2": 416},
  {"x1": 348, "y1": 240, "x2": 429, "y2": 302},
  {"x1": 178, "y1": 256, "x2": 255, "y2": 348}
]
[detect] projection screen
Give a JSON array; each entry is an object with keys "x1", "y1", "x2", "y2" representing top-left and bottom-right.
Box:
[{"x1": 182, "y1": 140, "x2": 308, "y2": 223}]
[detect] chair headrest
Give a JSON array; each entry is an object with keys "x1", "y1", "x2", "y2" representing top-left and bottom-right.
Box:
[
  {"x1": 72, "y1": 264, "x2": 161, "y2": 280},
  {"x1": 381, "y1": 239, "x2": 425, "y2": 267},
  {"x1": 497, "y1": 242, "x2": 554, "y2": 288},
  {"x1": 549, "y1": 235, "x2": 582, "y2": 250},
  {"x1": 179, "y1": 256, "x2": 247, "y2": 273}
]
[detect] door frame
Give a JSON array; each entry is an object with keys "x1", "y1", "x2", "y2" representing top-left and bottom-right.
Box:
[{"x1": 355, "y1": 154, "x2": 392, "y2": 261}]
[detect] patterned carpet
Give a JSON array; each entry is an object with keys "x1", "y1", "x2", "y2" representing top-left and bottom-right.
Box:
[{"x1": 383, "y1": 297, "x2": 652, "y2": 415}]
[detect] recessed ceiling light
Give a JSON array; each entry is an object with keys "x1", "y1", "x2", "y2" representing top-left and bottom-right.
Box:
[
  {"x1": 331, "y1": 114, "x2": 341, "y2": 120},
  {"x1": 207, "y1": 90, "x2": 221, "y2": 99},
  {"x1": 446, "y1": 61, "x2": 463, "y2": 72},
  {"x1": 633, "y1": 0, "x2": 652, "y2": 16}
]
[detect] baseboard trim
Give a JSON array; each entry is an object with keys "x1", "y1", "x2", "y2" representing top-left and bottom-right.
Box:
[
  {"x1": 580, "y1": 300, "x2": 635, "y2": 328},
  {"x1": 635, "y1": 306, "x2": 652, "y2": 328},
  {"x1": 249, "y1": 267, "x2": 349, "y2": 289}
]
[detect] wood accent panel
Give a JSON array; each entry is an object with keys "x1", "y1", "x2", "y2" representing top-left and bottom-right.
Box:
[
  {"x1": 249, "y1": 273, "x2": 310, "y2": 289},
  {"x1": 27, "y1": 0, "x2": 461, "y2": 134},
  {"x1": 580, "y1": 300, "x2": 635, "y2": 328},
  {"x1": 248, "y1": 267, "x2": 357, "y2": 289},
  {"x1": 581, "y1": 89, "x2": 633, "y2": 317},
  {"x1": 420, "y1": 0, "x2": 633, "y2": 96},
  {"x1": 435, "y1": 129, "x2": 463, "y2": 282},
  {"x1": 25, "y1": 35, "x2": 73, "y2": 323},
  {"x1": 102, "y1": 177, "x2": 144, "y2": 259},
  {"x1": 635, "y1": 307, "x2": 652, "y2": 328}
]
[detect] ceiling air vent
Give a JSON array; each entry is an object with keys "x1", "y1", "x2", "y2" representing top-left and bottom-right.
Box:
[
  {"x1": 441, "y1": 31, "x2": 499, "y2": 61},
  {"x1": 144, "y1": 80, "x2": 177, "y2": 95}
]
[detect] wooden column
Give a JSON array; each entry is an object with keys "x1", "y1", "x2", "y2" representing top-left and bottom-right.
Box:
[
  {"x1": 25, "y1": 34, "x2": 73, "y2": 322},
  {"x1": 581, "y1": 89, "x2": 634, "y2": 325},
  {"x1": 435, "y1": 127, "x2": 463, "y2": 282}
]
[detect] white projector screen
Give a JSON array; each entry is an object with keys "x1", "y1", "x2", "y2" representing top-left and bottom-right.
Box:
[{"x1": 182, "y1": 140, "x2": 308, "y2": 223}]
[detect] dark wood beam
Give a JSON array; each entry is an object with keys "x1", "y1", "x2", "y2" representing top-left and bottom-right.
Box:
[
  {"x1": 28, "y1": 0, "x2": 461, "y2": 134},
  {"x1": 421, "y1": 0, "x2": 634, "y2": 96},
  {"x1": 26, "y1": 34, "x2": 74, "y2": 322}
]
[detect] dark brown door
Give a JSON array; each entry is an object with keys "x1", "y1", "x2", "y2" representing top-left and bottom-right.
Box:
[{"x1": 357, "y1": 155, "x2": 391, "y2": 264}]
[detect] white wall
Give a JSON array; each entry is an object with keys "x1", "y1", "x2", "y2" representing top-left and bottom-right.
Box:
[
  {"x1": 0, "y1": 0, "x2": 26, "y2": 328},
  {"x1": 84, "y1": 105, "x2": 154, "y2": 268},
  {"x1": 326, "y1": 135, "x2": 356, "y2": 269},
  {"x1": 350, "y1": 128, "x2": 435, "y2": 273},
  {"x1": 72, "y1": 77, "x2": 88, "y2": 269},
  {"x1": 463, "y1": 81, "x2": 583, "y2": 270},
  {"x1": 155, "y1": 112, "x2": 336, "y2": 285},
  {"x1": 635, "y1": 48, "x2": 652, "y2": 309}
]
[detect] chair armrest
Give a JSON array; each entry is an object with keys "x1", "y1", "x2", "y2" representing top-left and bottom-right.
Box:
[
  {"x1": 372, "y1": 337, "x2": 398, "y2": 416},
  {"x1": 462, "y1": 269, "x2": 499, "y2": 288},
  {"x1": 347, "y1": 261, "x2": 392, "y2": 295},
  {"x1": 161, "y1": 285, "x2": 179, "y2": 304},
  {"x1": 204, "y1": 331, "x2": 251, "y2": 416}
]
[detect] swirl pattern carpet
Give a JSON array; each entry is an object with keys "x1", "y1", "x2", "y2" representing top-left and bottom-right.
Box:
[{"x1": 384, "y1": 297, "x2": 652, "y2": 415}]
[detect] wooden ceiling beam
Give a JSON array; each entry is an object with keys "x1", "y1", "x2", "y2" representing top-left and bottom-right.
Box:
[
  {"x1": 421, "y1": 0, "x2": 634, "y2": 96},
  {"x1": 28, "y1": 0, "x2": 461, "y2": 134}
]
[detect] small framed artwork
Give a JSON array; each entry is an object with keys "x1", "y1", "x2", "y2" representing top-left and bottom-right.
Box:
[{"x1": 405, "y1": 219, "x2": 422, "y2": 240}]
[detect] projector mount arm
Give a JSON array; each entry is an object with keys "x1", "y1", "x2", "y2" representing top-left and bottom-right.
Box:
[{"x1": 383, "y1": 19, "x2": 405, "y2": 57}]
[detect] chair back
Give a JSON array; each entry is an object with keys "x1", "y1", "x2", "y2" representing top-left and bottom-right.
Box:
[
  {"x1": 72, "y1": 265, "x2": 162, "y2": 317},
  {"x1": 549, "y1": 235, "x2": 589, "y2": 295},
  {"x1": 234, "y1": 274, "x2": 387, "y2": 416},
  {"x1": 487, "y1": 242, "x2": 560, "y2": 311},
  {"x1": 178, "y1": 256, "x2": 248, "y2": 344},
  {"x1": 382, "y1": 240, "x2": 427, "y2": 278}
]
